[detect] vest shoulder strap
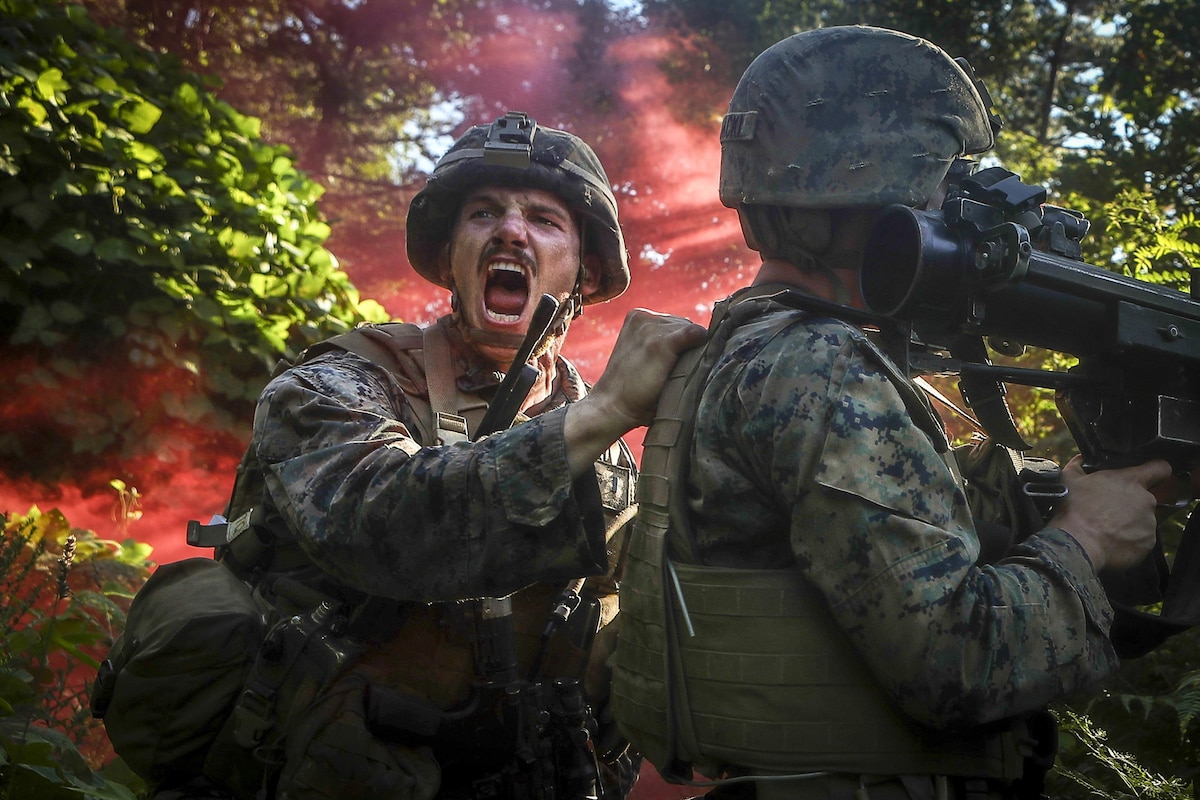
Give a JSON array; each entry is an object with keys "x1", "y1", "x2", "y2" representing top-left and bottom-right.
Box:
[
  {"x1": 297, "y1": 321, "x2": 471, "y2": 445},
  {"x1": 202, "y1": 322, "x2": 438, "y2": 564},
  {"x1": 298, "y1": 322, "x2": 423, "y2": 371}
]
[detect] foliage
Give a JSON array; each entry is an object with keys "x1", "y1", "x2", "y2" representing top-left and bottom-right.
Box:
[
  {"x1": 958, "y1": 189, "x2": 1200, "y2": 797},
  {"x1": 78, "y1": 0, "x2": 472, "y2": 244},
  {"x1": 0, "y1": 0, "x2": 388, "y2": 481},
  {"x1": 1, "y1": 0, "x2": 388, "y2": 367},
  {"x1": 644, "y1": 0, "x2": 1200, "y2": 224},
  {"x1": 1051, "y1": 706, "x2": 1191, "y2": 800},
  {"x1": 1039, "y1": 499, "x2": 1200, "y2": 797},
  {"x1": 0, "y1": 504, "x2": 151, "y2": 799}
]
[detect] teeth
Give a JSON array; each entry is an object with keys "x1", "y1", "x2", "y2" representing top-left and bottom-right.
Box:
[
  {"x1": 488, "y1": 262, "x2": 524, "y2": 275},
  {"x1": 484, "y1": 261, "x2": 527, "y2": 324}
]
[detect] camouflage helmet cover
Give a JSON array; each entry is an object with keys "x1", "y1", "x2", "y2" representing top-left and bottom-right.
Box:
[
  {"x1": 719, "y1": 26, "x2": 999, "y2": 210},
  {"x1": 406, "y1": 112, "x2": 630, "y2": 304}
]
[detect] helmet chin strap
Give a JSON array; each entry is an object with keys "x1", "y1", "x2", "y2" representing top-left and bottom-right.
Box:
[
  {"x1": 458, "y1": 321, "x2": 529, "y2": 352},
  {"x1": 804, "y1": 252, "x2": 855, "y2": 306}
]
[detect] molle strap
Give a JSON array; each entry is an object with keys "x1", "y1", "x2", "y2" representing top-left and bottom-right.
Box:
[{"x1": 422, "y1": 323, "x2": 470, "y2": 444}]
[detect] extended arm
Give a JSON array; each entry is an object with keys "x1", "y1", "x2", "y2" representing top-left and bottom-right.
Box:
[
  {"x1": 256, "y1": 309, "x2": 704, "y2": 603},
  {"x1": 255, "y1": 356, "x2": 605, "y2": 602}
]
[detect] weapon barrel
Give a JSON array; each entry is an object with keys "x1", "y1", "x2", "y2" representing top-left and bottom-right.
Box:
[{"x1": 861, "y1": 205, "x2": 1200, "y2": 366}]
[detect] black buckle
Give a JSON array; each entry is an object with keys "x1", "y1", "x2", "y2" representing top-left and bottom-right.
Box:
[
  {"x1": 484, "y1": 111, "x2": 536, "y2": 168},
  {"x1": 232, "y1": 684, "x2": 276, "y2": 749}
]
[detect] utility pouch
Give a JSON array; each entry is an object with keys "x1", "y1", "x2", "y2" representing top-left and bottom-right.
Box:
[
  {"x1": 91, "y1": 558, "x2": 273, "y2": 788},
  {"x1": 231, "y1": 599, "x2": 362, "y2": 753},
  {"x1": 953, "y1": 436, "x2": 1051, "y2": 563},
  {"x1": 272, "y1": 673, "x2": 440, "y2": 800}
]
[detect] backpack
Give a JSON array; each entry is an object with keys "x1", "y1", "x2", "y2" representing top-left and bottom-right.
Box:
[
  {"x1": 91, "y1": 323, "x2": 431, "y2": 789},
  {"x1": 90, "y1": 558, "x2": 272, "y2": 787}
]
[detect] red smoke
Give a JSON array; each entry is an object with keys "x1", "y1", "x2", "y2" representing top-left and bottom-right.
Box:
[
  {"x1": 351, "y1": 9, "x2": 755, "y2": 378},
  {"x1": 0, "y1": 6, "x2": 757, "y2": 556},
  {"x1": 0, "y1": 1, "x2": 753, "y2": 602},
  {"x1": 0, "y1": 8, "x2": 748, "y2": 792}
]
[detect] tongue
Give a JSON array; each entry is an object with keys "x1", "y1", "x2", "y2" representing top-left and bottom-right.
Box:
[{"x1": 485, "y1": 284, "x2": 527, "y2": 317}]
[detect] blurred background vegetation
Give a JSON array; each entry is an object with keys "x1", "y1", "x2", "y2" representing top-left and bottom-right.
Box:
[{"x1": 2, "y1": 0, "x2": 1199, "y2": 797}]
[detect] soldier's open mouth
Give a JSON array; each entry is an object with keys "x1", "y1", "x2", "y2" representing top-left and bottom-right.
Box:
[{"x1": 483, "y1": 262, "x2": 530, "y2": 323}]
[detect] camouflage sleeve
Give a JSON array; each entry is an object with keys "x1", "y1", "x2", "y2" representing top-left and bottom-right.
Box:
[
  {"x1": 252, "y1": 351, "x2": 608, "y2": 602},
  {"x1": 737, "y1": 318, "x2": 1117, "y2": 728}
]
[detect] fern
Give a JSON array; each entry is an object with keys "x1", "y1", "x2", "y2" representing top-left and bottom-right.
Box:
[
  {"x1": 0, "y1": 507, "x2": 150, "y2": 799},
  {"x1": 1055, "y1": 708, "x2": 1190, "y2": 800},
  {"x1": 1171, "y1": 671, "x2": 1200, "y2": 739},
  {"x1": 1102, "y1": 190, "x2": 1199, "y2": 287}
]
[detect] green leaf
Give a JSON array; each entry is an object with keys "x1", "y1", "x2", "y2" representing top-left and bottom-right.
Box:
[
  {"x1": 48, "y1": 300, "x2": 86, "y2": 324},
  {"x1": 0, "y1": 235, "x2": 42, "y2": 271},
  {"x1": 117, "y1": 97, "x2": 162, "y2": 134},
  {"x1": 11, "y1": 302, "x2": 51, "y2": 345},
  {"x1": 34, "y1": 68, "x2": 68, "y2": 101},
  {"x1": 94, "y1": 237, "x2": 137, "y2": 263},
  {"x1": 12, "y1": 199, "x2": 53, "y2": 231},
  {"x1": 48, "y1": 228, "x2": 94, "y2": 255},
  {"x1": 174, "y1": 82, "x2": 203, "y2": 115},
  {"x1": 249, "y1": 272, "x2": 288, "y2": 297},
  {"x1": 15, "y1": 95, "x2": 47, "y2": 125},
  {"x1": 225, "y1": 230, "x2": 259, "y2": 259},
  {"x1": 307, "y1": 246, "x2": 335, "y2": 271},
  {"x1": 126, "y1": 140, "x2": 162, "y2": 165}
]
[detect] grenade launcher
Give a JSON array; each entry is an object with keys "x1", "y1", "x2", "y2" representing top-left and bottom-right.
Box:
[
  {"x1": 860, "y1": 166, "x2": 1200, "y2": 657},
  {"x1": 860, "y1": 166, "x2": 1200, "y2": 474}
]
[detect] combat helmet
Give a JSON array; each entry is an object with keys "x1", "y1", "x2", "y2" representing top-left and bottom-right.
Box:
[
  {"x1": 407, "y1": 111, "x2": 630, "y2": 305},
  {"x1": 719, "y1": 25, "x2": 1001, "y2": 210}
]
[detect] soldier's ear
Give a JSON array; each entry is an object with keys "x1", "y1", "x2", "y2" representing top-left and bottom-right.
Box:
[
  {"x1": 437, "y1": 243, "x2": 452, "y2": 284},
  {"x1": 580, "y1": 254, "x2": 601, "y2": 299}
]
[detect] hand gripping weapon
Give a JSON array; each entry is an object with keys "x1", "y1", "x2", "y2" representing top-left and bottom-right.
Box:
[{"x1": 860, "y1": 166, "x2": 1200, "y2": 656}]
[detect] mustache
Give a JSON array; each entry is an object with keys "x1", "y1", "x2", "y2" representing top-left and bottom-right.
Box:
[{"x1": 481, "y1": 243, "x2": 535, "y2": 271}]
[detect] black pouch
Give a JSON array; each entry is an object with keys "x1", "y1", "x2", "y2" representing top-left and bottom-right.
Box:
[{"x1": 92, "y1": 558, "x2": 272, "y2": 788}]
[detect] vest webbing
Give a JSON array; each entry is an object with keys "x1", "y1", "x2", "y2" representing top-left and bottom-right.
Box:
[
  {"x1": 611, "y1": 286, "x2": 1027, "y2": 782},
  {"x1": 309, "y1": 319, "x2": 481, "y2": 444},
  {"x1": 204, "y1": 320, "x2": 629, "y2": 794}
]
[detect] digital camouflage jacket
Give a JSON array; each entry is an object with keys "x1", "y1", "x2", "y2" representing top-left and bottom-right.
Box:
[{"x1": 684, "y1": 303, "x2": 1115, "y2": 728}]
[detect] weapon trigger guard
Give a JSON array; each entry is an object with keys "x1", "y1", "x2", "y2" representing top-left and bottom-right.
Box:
[
  {"x1": 1158, "y1": 471, "x2": 1194, "y2": 509},
  {"x1": 1022, "y1": 482, "x2": 1067, "y2": 500}
]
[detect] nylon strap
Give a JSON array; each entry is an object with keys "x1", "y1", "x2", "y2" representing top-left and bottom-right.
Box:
[
  {"x1": 422, "y1": 322, "x2": 470, "y2": 444},
  {"x1": 1110, "y1": 507, "x2": 1200, "y2": 657}
]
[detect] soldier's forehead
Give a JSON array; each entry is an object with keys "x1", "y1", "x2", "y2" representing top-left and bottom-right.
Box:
[{"x1": 463, "y1": 185, "x2": 570, "y2": 208}]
